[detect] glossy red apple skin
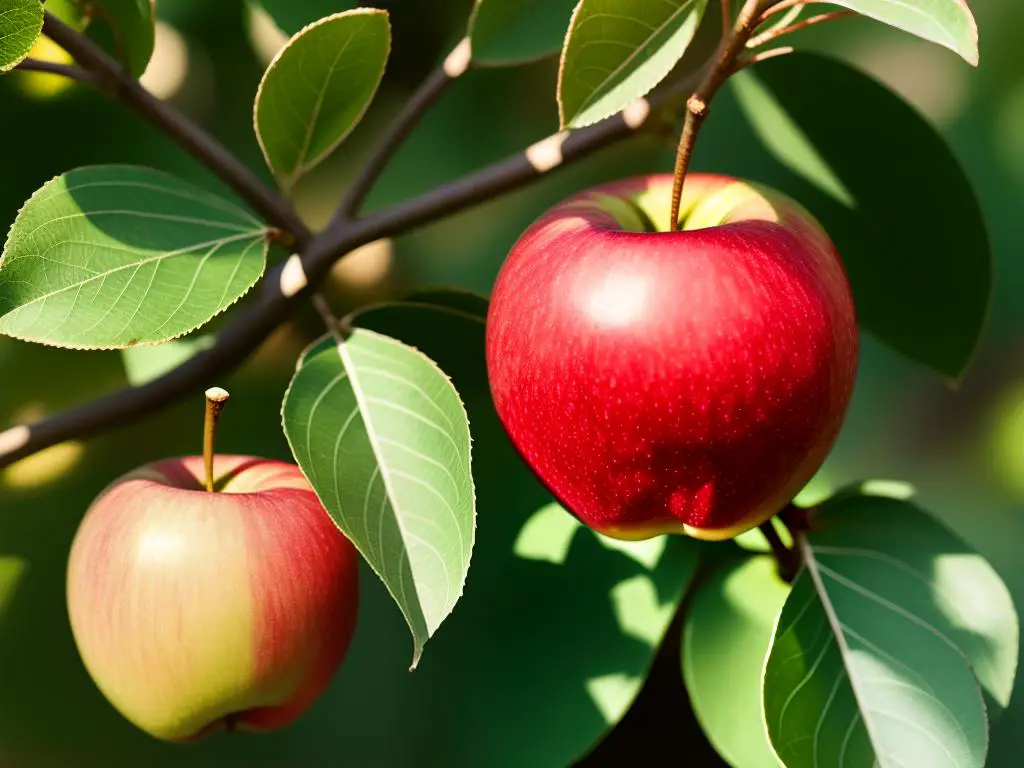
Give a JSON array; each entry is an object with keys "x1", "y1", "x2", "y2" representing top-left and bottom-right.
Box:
[
  {"x1": 66, "y1": 455, "x2": 359, "y2": 741},
  {"x1": 486, "y1": 174, "x2": 858, "y2": 540}
]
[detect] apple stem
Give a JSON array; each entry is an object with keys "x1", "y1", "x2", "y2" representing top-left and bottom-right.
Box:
[
  {"x1": 669, "y1": 0, "x2": 772, "y2": 231},
  {"x1": 203, "y1": 387, "x2": 230, "y2": 493},
  {"x1": 759, "y1": 520, "x2": 800, "y2": 583}
]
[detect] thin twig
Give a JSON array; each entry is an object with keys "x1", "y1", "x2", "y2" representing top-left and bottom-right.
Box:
[
  {"x1": 14, "y1": 58, "x2": 101, "y2": 85},
  {"x1": 746, "y1": 10, "x2": 856, "y2": 50},
  {"x1": 0, "y1": 67, "x2": 706, "y2": 470},
  {"x1": 41, "y1": 12, "x2": 312, "y2": 247},
  {"x1": 720, "y1": 0, "x2": 732, "y2": 32},
  {"x1": 758, "y1": 0, "x2": 822, "y2": 22},
  {"x1": 733, "y1": 45, "x2": 795, "y2": 72},
  {"x1": 338, "y1": 40, "x2": 470, "y2": 220},
  {"x1": 669, "y1": 0, "x2": 770, "y2": 231}
]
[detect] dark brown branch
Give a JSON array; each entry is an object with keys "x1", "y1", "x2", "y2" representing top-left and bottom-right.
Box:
[
  {"x1": 669, "y1": 0, "x2": 771, "y2": 230},
  {"x1": 759, "y1": 521, "x2": 799, "y2": 583},
  {"x1": 337, "y1": 40, "x2": 469, "y2": 220},
  {"x1": 41, "y1": 12, "x2": 312, "y2": 247},
  {"x1": 0, "y1": 66, "x2": 705, "y2": 469},
  {"x1": 746, "y1": 9, "x2": 856, "y2": 50},
  {"x1": 14, "y1": 58, "x2": 100, "y2": 85}
]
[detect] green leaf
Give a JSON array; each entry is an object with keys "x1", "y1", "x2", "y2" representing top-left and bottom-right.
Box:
[
  {"x1": 90, "y1": 0, "x2": 156, "y2": 76},
  {"x1": 402, "y1": 287, "x2": 489, "y2": 321},
  {"x1": 120, "y1": 335, "x2": 215, "y2": 386},
  {"x1": 726, "y1": 53, "x2": 990, "y2": 380},
  {"x1": 558, "y1": 0, "x2": 710, "y2": 129},
  {"x1": 282, "y1": 325, "x2": 476, "y2": 667},
  {"x1": 683, "y1": 557, "x2": 790, "y2": 768},
  {"x1": 826, "y1": 0, "x2": 978, "y2": 66},
  {"x1": 254, "y1": 9, "x2": 391, "y2": 188},
  {"x1": 763, "y1": 493, "x2": 1019, "y2": 767},
  {"x1": 0, "y1": 0, "x2": 44, "y2": 73},
  {"x1": 467, "y1": 0, "x2": 578, "y2": 66},
  {"x1": 0, "y1": 166, "x2": 268, "y2": 350}
]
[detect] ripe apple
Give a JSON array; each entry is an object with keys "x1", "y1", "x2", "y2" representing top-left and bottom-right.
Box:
[
  {"x1": 66, "y1": 454, "x2": 360, "y2": 741},
  {"x1": 486, "y1": 173, "x2": 858, "y2": 541}
]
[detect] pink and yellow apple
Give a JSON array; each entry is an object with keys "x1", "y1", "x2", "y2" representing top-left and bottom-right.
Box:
[
  {"x1": 66, "y1": 455, "x2": 359, "y2": 741},
  {"x1": 486, "y1": 174, "x2": 858, "y2": 541}
]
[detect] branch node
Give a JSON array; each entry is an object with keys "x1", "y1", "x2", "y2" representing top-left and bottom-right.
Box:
[{"x1": 686, "y1": 95, "x2": 709, "y2": 119}]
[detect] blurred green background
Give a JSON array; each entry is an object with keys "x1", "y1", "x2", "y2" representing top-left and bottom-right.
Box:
[{"x1": 1, "y1": 0, "x2": 1022, "y2": 765}]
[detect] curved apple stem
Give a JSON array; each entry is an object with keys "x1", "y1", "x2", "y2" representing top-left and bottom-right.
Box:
[
  {"x1": 759, "y1": 520, "x2": 800, "y2": 583},
  {"x1": 203, "y1": 387, "x2": 230, "y2": 493},
  {"x1": 669, "y1": 0, "x2": 773, "y2": 231}
]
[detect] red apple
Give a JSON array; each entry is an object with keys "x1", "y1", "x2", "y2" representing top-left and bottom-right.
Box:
[
  {"x1": 66, "y1": 455, "x2": 359, "y2": 741},
  {"x1": 486, "y1": 174, "x2": 858, "y2": 540}
]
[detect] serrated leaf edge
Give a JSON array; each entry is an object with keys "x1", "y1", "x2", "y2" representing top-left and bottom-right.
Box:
[
  {"x1": 0, "y1": 0, "x2": 45, "y2": 73},
  {"x1": 0, "y1": 165, "x2": 268, "y2": 350},
  {"x1": 253, "y1": 8, "x2": 392, "y2": 189},
  {"x1": 282, "y1": 328, "x2": 477, "y2": 669}
]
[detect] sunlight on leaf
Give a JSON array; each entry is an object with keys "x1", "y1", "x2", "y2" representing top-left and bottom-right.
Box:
[
  {"x1": 0, "y1": 166, "x2": 268, "y2": 349},
  {"x1": 0, "y1": 0, "x2": 44, "y2": 73},
  {"x1": 282, "y1": 329, "x2": 476, "y2": 668},
  {"x1": 254, "y1": 10, "x2": 391, "y2": 188},
  {"x1": 558, "y1": 0, "x2": 709, "y2": 129}
]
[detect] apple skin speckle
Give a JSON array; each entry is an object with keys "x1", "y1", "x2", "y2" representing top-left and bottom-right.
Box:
[{"x1": 485, "y1": 174, "x2": 858, "y2": 541}]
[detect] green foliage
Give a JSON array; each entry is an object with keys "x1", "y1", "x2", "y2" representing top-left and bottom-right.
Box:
[
  {"x1": 728, "y1": 53, "x2": 990, "y2": 380},
  {"x1": 0, "y1": 0, "x2": 44, "y2": 73},
  {"x1": 467, "y1": 0, "x2": 578, "y2": 66},
  {"x1": 826, "y1": 0, "x2": 979, "y2": 65},
  {"x1": 282, "y1": 318, "x2": 476, "y2": 667},
  {"x1": 0, "y1": 166, "x2": 268, "y2": 349},
  {"x1": 120, "y1": 335, "x2": 215, "y2": 386},
  {"x1": 763, "y1": 492, "x2": 1019, "y2": 767},
  {"x1": 254, "y1": 9, "x2": 391, "y2": 189},
  {"x1": 90, "y1": 0, "x2": 156, "y2": 76},
  {"x1": 683, "y1": 557, "x2": 790, "y2": 768},
  {"x1": 558, "y1": 0, "x2": 709, "y2": 129}
]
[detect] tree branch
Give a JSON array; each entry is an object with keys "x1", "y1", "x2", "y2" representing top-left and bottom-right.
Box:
[
  {"x1": 0, "y1": 66, "x2": 704, "y2": 469},
  {"x1": 669, "y1": 0, "x2": 771, "y2": 230},
  {"x1": 14, "y1": 57, "x2": 100, "y2": 85},
  {"x1": 337, "y1": 38, "x2": 472, "y2": 220},
  {"x1": 41, "y1": 12, "x2": 312, "y2": 247}
]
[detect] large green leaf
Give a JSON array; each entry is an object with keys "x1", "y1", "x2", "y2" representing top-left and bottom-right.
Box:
[
  {"x1": 282, "y1": 323, "x2": 475, "y2": 667},
  {"x1": 558, "y1": 0, "x2": 710, "y2": 129},
  {"x1": 763, "y1": 493, "x2": 1019, "y2": 767},
  {"x1": 825, "y1": 0, "x2": 978, "y2": 65},
  {"x1": 724, "y1": 53, "x2": 990, "y2": 380},
  {"x1": 0, "y1": 166, "x2": 268, "y2": 349},
  {"x1": 467, "y1": 0, "x2": 578, "y2": 66},
  {"x1": 683, "y1": 557, "x2": 790, "y2": 768},
  {"x1": 0, "y1": 0, "x2": 44, "y2": 73},
  {"x1": 254, "y1": 9, "x2": 391, "y2": 189},
  {"x1": 90, "y1": 0, "x2": 156, "y2": 76}
]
